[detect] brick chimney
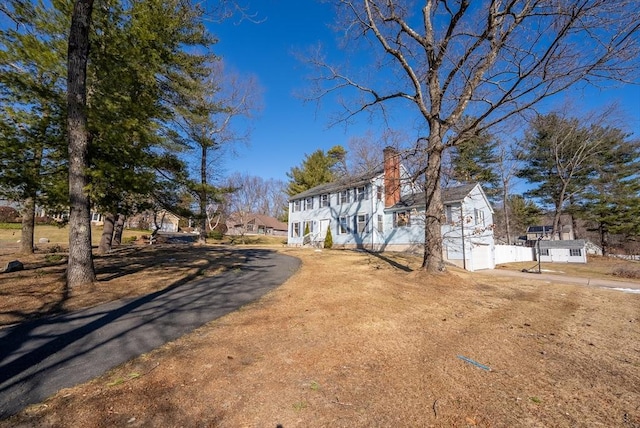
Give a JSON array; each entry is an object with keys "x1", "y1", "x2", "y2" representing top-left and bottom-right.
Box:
[{"x1": 383, "y1": 147, "x2": 401, "y2": 208}]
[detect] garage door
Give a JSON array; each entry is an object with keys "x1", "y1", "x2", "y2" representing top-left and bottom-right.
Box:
[{"x1": 471, "y1": 244, "x2": 494, "y2": 271}]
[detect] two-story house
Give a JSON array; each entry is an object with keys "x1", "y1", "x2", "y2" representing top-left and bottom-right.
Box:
[{"x1": 288, "y1": 147, "x2": 495, "y2": 271}]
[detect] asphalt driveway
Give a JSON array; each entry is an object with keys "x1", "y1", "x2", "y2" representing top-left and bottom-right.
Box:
[{"x1": 0, "y1": 248, "x2": 300, "y2": 419}]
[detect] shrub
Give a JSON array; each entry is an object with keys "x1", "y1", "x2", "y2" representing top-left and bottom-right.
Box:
[
  {"x1": 0, "y1": 206, "x2": 19, "y2": 223},
  {"x1": 304, "y1": 223, "x2": 310, "y2": 236},
  {"x1": 324, "y1": 227, "x2": 333, "y2": 249},
  {"x1": 208, "y1": 229, "x2": 224, "y2": 240},
  {"x1": 123, "y1": 236, "x2": 137, "y2": 244},
  {"x1": 611, "y1": 266, "x2": 640, "y2": 280}
]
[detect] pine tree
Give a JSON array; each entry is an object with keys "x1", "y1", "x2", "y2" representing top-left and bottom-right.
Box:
[
  {"x1": 579, "y1": 131, "x2": 640, "y2": 255},
  {"x1": 324, "y1": 226, "x2": 333, "y2": 249},
  {"x1": 287, "y1": 146, "x2": 346, "y2": 196},
  {"x1": 449, "y1": 125, "x2": 500, "y2": 200}
]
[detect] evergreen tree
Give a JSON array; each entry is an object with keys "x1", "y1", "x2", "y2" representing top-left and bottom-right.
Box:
[
  {"x1": 287, "y1": 146, "x2": 346, "y2": 196},
  {"x1": 0, "y1": 0, "x2": 69, "y2": 254},
  {"x1": 517, "y1": 113, "x2": 606, "y2": 240},
  {"x1": 449, "y1": 124, "x2": 500, "y2": 200},
  {"x1": 579, "y1": 132, "x2": 640, "y2": 255},
  {"x1": 324, "y1": 226, "x2": 333, "y2": 249}
]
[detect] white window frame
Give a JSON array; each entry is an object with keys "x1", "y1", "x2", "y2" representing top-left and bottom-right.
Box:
[
  {"x1": 303, "y1": 220, "x2": 314, "y2": 234},
  {"x1": 376, "y1": 186, "x2": 383, "y2": 201},
  {"x1": 393, "y1": 211, "x2": 411, "y2": 228},
  {"x1": 291, "y1": 222, "x2": 300, "y2": 237},
  {"x1": 304, "y1": 197, "x2": 314, "y2": 211},
  {"x1": 377, "y1": 214, "x2": 383, "y2": 232},
  {"x1": 445, "y1": 205, "x2": 453, "y2": 223},
  {"x1": 540, "y1": 248, "x2": 549, "y2": 256},
  {"x1": 339, "y1": 189, "x2": 351, "y2": 205},
  {"x1": 570, "y1": 248, "x2": 582, "y2": 257},
  {"x1": 356, "y1": 214, "x2": 368, "y2": 234},
  {"x1": 356, "y1": 186, "x2": 367, "y2": 201},
  {"x1": 320, "y1": 194, "x2": 330, "y2": 207},
  {"x1": 293, "y1": 200, "x2": 301, "y2": 212},
  {"x1": 338, "y1": 216, "x2": 349, "y2": 234},
  {"x1": 474, "y1": 208, "x2": 485, "y2": 226}
]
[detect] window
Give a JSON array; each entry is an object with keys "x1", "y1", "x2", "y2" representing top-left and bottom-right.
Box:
[
  {"x1": 291, "y1": 222, "x2": 301, "y2": 237},
  {"x1": 292, "y1": 200, "x2": 301, "y2": 212},
  {"x1": 393, "y1": 211, "x2": 410, "y2": 228},
  {"x1": 356, "y1": 214, "x2": 368, "y2": 234},
  {"x1": 338, "y1": 216, "x2": 349, "y2": 234},
  {"x1": 356, "y1": 186, "x2": 367, "y2": 201},
  {"x1": 474, "y1": 208, "x2": 485, "y2": 226},
  {"x1": 304, "y1": 197, "x2": 314, "y2": 210},
  {"x1": 320, "y1": 194, "x2": 330, "y2": 207},
  {"x1": 540, "y1": 248, "x2": 549, "y2": 256},
  {"x1": 445, "y1": 205, "x2": 453, "y2": 223},
  {"x1": 339, "y1": 189, "x2": 351, "y2": 204},
  {"x1": 377, "y1": 214, "x2": 383, "y2": 232},
  {"x1": 303, "y1": 221, "x2": 314, "y2": 234},
  {"x1": 376, "y1": 186, "x2": 383, "y2": 201},
  {"x1": 570, "y1": 248, "x2": 582, "y2": 257}
]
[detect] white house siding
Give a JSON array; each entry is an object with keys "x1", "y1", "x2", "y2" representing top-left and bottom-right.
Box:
[
  {"x1": 439, "y1": 186, "x2": 495, "y2": 271},
  {"x1": 288, "y1": 176, "x2": 388, "y2": 249},
  {"x1": 288, "y1": 169, "x2": 495, "y2": 272}
]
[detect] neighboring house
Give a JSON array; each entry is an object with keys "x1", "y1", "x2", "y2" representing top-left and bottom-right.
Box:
[
  {"x1": 536, "y1": 239, "x2": 587, "y2": 263},
  {"x1": 226, "y1": 213, "x2": 288, "y2": 237},
  {"x1": 126, "y1": 210, "x2": 181, "y2": 233},
  {"x1": 288, "y1": 147, "x2": 495, "y2": 271},
  {"x1": 526, "y1": 223, "x2": 574, "y2": 241}
]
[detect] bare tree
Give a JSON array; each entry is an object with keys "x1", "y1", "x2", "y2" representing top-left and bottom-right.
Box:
[
  {"x1": 67, "y1": 0, "x2": 96, "y2": 287},
  {"x1": 311, "y1": 0, "x2": 640, "y2": 272}
]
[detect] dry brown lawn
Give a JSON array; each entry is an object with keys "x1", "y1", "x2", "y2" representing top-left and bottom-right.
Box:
[{"x1": 1, "y1": 243, "x2": 639, "y2": 427}]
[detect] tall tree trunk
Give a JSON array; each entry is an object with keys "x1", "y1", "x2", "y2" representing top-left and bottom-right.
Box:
[
  {"x1": 599, "y1": 223, "x2": 608, "y2": 256},
  {"x1": 20, "y1": 197, "x2": 36, "y2": 255},
  {"x1": 113, "y1": 213, "x2": 125, "y2": 246},
  {"x1": 66, "y1": 0, "x2": 96, "y2": 287},
  {"x1": 97, "y1": 212, "x2": 115, "y2": 254},
  {"x1": 421, "y1": 145, "x2": 445, "y2": 272},
  {"x1": 199, "y1": 144, "x2": 207, "y2": 244},
  {"x1": 502, "y1": 187, "x2": 511, "y2": 245}
]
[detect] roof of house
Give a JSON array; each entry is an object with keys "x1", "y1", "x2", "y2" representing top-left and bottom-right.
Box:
[
  {"x1": 228, "y1": 213, "x2": 288, "y2": 231},
  {"x1": 391, "y1": 183, "x2": 479, "y2": 208},
  {"x1": 248, "y1": 214, "x2": 288, "y2": 231},
  {"x1": 289, "y1": 168, "x2": 384, "y2": 200},
  {"x1": 538, "y1": 239, "x2": 586, "y2": 249}
]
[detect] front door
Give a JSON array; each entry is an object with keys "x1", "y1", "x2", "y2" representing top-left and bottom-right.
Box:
[{"x1": 319, "y1": 219, "x2": 330, "y2": 240}]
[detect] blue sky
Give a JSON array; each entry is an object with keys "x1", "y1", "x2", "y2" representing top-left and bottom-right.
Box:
[{"x1": 210, "y1": 1, "x2": 640, "y2": 183}]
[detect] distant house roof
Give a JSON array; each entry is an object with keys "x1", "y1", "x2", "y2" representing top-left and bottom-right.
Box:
[
  {"x1": 249, "y1": 214, "x2": 288, "y2": 231},
  {"x1": 538, "y1": 239, "x2": 586, "y2": 249},
  {"x1": 289, "y1": 168, "x2": 384, "y2": 200},
  {"x1": 228, "y1": 213, "x2": 288, "y2": 231},
  {"x1": 391, "y1": 183, "x2": 480, "y2": 209}
]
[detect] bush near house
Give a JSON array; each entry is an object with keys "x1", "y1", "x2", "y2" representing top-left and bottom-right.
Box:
[
  {"x1": 324, "y1": 227, "x2": 333, "y2": 249},
  {"x1": 0, "y1": 206, "x2": 20, "y2": 223}
]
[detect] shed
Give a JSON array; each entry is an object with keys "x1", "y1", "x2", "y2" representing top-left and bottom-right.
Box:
[{"x1": 537, "y1": 239, "x2": 587, "y2": 263}]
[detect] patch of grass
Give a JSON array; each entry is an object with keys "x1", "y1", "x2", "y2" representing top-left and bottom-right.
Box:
[
  {"x1": 0, "y1": 222, "x2": 21, "y2": 230},
  {"x1": 44, "y1": 254, "x2": 65, "y2": 263},
  {"x1": 310, "y1": 381, "x2": 320, "y2": 391},
  {"x1": 292, "y1": 401, "x2": 307, "y2": 411},
  {"x1": 529, "y1": 396, "x2": 542, "y2": 404}
]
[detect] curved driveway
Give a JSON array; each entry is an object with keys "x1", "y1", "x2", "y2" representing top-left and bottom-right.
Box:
[{"x1": 0, "y1": 248, "x2": 300, "y2": 419}]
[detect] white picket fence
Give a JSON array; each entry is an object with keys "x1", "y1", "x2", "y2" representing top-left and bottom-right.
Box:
[{"x1": 494, "y1": 245, "x2": 535, "y2": 265}]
